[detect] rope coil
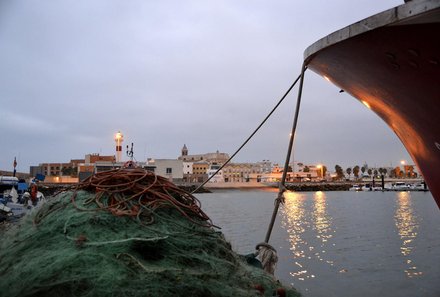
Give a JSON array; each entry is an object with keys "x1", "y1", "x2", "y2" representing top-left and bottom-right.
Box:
[{"x1": 68, "y1": 167, "x2": 214, "y2": 227}]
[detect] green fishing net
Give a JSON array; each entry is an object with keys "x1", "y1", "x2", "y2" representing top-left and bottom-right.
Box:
[{"x1": 0, "y1": 169, "x2": 300, "y2": 297}]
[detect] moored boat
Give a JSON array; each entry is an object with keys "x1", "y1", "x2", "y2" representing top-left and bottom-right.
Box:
[
  {"x1": 0, "y1": 176, "x2": 45, "y2": 221},
  {"x1": 391, "y1": 181, "x2": 411, "y2": 190},
  {"x1": 349, "y1": 184, "x2": 362, "y2": 191},
  {"x1": 304, "y1": 0, "x2": 440, "y2": 207}
]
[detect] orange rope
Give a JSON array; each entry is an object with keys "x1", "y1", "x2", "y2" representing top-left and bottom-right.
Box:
[{"x1": 70, "y1": 167, "x2": 213, "y2": 227}]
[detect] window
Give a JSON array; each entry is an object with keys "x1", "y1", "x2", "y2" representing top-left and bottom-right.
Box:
[{"x1": 166, "y1": 168, "x2": 172, "y2": 174}]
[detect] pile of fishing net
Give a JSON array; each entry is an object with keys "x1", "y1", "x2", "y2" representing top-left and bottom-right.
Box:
[{"x1": 0, "y1": 168, "x2": 300, "y2": 297}]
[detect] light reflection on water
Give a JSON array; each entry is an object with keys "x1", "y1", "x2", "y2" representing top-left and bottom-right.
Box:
[
  {"x1": 198, "y1": 190, "x2": 440, "y2": 297},
  {"x1": 394, "y1": 191, "x2": 422, "y2": 278},
  {"x1": 282, "y1": 191, "x2": 334, "y2": 281}
]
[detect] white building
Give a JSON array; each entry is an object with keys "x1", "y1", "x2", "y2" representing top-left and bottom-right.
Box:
[
  {"x1": 207, "y1": 164, "x2": 224, "y2": 183},
  {"x1": 183, "y1": 161, "x2": 193, "y2": 174},
  {"x1": 146, "y1": 159, "x2": 183, "y2": 182},
  {"x1": 178, "y1": 144, "x2": 230, "y2": 163}
]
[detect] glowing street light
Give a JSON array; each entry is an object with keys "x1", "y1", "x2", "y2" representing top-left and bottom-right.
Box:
[
  {"x1": 317, "y1": 164, "x2": 323, "y2": 179},
  {"x1": 399, "y1": 160, "x2": 407, "y2": 179}
]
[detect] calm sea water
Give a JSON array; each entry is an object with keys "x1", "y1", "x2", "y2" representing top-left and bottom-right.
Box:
[{"x1": 196, "y1": 189, "x2": 440, "y2": 297}]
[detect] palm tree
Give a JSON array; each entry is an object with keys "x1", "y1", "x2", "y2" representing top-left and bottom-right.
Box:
[
  {"x1": 346, "y1": 167, "x2": 352, "y2": 180},
  {"x1": 335, "y1": 165, "x2": 344, "y2": 180},
  {"x1": 353, "y1": 165, "x2": 360, "y2": 179},
  {"x1": 378, "y1": 168, "x2": 384, "y2": 176}
]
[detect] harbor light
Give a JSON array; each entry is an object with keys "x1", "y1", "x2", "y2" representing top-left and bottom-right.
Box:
[
  {"x1": 115, "y1": 131, "x2": 124, "y2": 162},
  {"x1": 317, "y1": 164, "x2": 323, "y2": 178}
]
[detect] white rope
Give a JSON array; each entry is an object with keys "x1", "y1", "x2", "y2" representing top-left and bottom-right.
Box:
[{"x1": 255, "y1": 242, "x2": 278, "y2": 275}]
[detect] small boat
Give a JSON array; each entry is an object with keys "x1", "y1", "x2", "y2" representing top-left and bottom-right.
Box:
[
  {"x1": 0, "y1": 176, "x2": 44, "y2": 221},
  {"x1": 410, "y1": 182, "x2": 428, "y2": 191},
  {"x1": 362, "y1": 184, "x2": 383, "y2": 191},
  {"x1": 349, "y1": 184, "x2": 362, "y2": 191},
  {"x1": 391, "y1": 182, "x2": 410, "y2": 191}
]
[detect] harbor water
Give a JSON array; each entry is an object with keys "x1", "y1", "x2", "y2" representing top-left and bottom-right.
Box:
[{"x1": 196, "y1": 189, "x2": 440, "y2": 297}]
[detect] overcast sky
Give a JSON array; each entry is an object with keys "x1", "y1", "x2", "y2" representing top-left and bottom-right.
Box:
[{"x1": 0, "y1": 0, "x2": 412, "y2": 173}]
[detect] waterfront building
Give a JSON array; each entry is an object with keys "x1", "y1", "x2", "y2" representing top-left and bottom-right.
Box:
[
  {"x1": 146, "y1": 159, "x2": 183, "y2": 182},
  {"x1": 183, "y1": 161, "x2": 193, "y2": 175},
  {"x1": 257, "y1": 160, "x2": 272, "y2": 174},
  {"x1": 29, "y1": 166, "x2": 44, "y2": 178},
  {"x1": 271, "y1": 164, "x2": 283, "y2": 173},
  {"x1": 178, "y1": 144, "x2": 229, "y2": 183},
  {"x1": 190, "y1": 161, "x2": 209, "y2": 183},
  {"x1": 85, "y1": 154, "x2": 115, "y2": 164},
  {"x1": 260, "y1": 162, "x2": 323, "y2": 182},
  {"x1": 31, "y1": 158, "x2": 86, "y2": 182},
  {"x1": 178, "y1": 144, "x2": 230, "y2": 164},
  {"x1": 39, "y1": 162, "x2": 72, "y2": 177},
  {"x1": 93, "y1": 162, "x2": 123, "y2": 173},
  {"x1": 293, "y1": 170, "x2": 319, "y2": 181},
  {"x1": 78, "y1": 154, "x2": 116, "y2": 179},
  {"x1": 182, "y1": 161, "x2": 194, "y2": 182},
  {"x1": 223, "y1": 162, "x2": 263, "y2": 183},
  {"x1": 30, "y1": 153, "x2": 116, "y2": 183}
]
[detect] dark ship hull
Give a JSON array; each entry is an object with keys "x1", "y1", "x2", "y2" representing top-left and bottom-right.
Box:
[{"x1": 304, "y1": 0, "x2": 440, "y2": 207}]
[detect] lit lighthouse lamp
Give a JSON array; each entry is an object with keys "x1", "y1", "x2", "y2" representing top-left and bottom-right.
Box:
[{"x1": 115, "y1": 131, "x2": 124, "y2": 162}]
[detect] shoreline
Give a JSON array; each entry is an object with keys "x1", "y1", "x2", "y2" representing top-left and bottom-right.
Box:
[{"x1": 34, "y1": 179, "x2": 429, "y2": 196}]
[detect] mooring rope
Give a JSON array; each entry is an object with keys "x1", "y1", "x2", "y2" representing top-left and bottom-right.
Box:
[
  {"x1": 264, "y1": 64, "x2": 308, "y2": 244},
  {"x1": 255, "y1": 242, "x2": 278, "y2": 275},
  {"x1": 191, "y1": 73, "x2": 303, "y2": 194}
]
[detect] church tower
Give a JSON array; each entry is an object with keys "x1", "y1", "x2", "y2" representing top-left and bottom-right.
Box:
[{"x1": 181, "y1": 144, "x2": 188, "y2": 156}]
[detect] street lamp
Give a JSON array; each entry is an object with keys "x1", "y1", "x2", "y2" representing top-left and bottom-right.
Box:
[
  {"x1": 400, "y1": 160, "x2": 406, "y2": 179},
  {"x1": 317, "y1": 164, "x2": 323, "y2": 179}
]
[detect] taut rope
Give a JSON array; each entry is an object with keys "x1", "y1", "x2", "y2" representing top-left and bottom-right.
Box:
[
  {"x1": 264, "y1": 64, "x2": 307, "y2": 245},
  {"x1": 191, "y1": 73, "x2": 303, "y2": 194}
]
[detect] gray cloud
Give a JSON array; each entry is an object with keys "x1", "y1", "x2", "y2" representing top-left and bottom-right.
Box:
[{"x1": 0, "y1": 0, "x2": 410, "y2": 173}]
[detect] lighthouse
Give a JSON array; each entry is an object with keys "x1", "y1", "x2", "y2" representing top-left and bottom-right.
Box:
[{"x1": 115, "y1": 131, "x2": 124, "y2": 162}]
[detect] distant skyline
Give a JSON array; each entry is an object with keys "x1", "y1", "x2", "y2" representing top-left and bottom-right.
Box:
[{"x1": 1, "y1": 0, "x2": 412, "y2": 174}]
